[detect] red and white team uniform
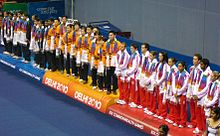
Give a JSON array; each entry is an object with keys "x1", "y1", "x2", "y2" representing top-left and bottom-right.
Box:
[
  {"x1": 171, "y1": 69, "x2": 189, "y2": 128},
  {"x1": 165, "y1": 64, "x2": 178, "y2": 124},
  {"x1": 154, "y1": 62, "x2": 169, "y2": 119},
  {"x1": 193, "y1": 66, "x2": 212, "y2": 133},
  {"x1": 115, "y1": 49, "x2": 130, "y2": 105},
  {"x1": 125, "y1": 50, "x2": 140, "y2": 107},
  {"x1": 137, "y1": 51, "x2": 149, "y2": 108}
]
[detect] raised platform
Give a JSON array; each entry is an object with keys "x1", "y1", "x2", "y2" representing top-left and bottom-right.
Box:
[
  {"x1": 42, "y1": 71, "x2": 118, "y2": 113},
  {"x1": 0, "y1": 53, "x2": 45, "y2": 82},
  {"x1": 107, "y1": 104, "x2": 202, "y2": 136}
]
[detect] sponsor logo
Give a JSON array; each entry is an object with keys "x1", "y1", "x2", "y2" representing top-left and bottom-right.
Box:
[
  {"x1": 0, "y1": 59, "x2": 16, "y2": 69},
  {"x1": 74, "y1": 91, "x2": 102, "y2": 110},
  {"x1": 19, "y1": 68, "x2": 41, "y2": 81},
  {"x1": 150, "y1": 130, "x2": 159, "y2": 136},
  {"x1": 36, "y1": 7, "x2": 57, "y2": 15},
  {"x1": 44, "y1": 77, "x2": 68, "y2": 94},
  {"x1": 108, "y1": 111, "x2": 144, "y2": 130}
]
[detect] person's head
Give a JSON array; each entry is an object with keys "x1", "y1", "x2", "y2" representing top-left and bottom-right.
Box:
[
  {"x1": 74, "y1": 21, "x2": 80, "y2": 31},
  {"x1": 23, "y1": 13, "x2": 28, "y2": 20},
  {"x1": 108, "y1": 31, "x2": 116, "y2": 41},
  {"x1": 97, "y1": 35, "x2": 104, "y2": 46},
  {"x1": 54, "y1": 18, "x2": 60, "y2": 27},
  {"x1": 158, "y1": 124, "x2": 169, "y2": 136},
  {"x1": 44, "y1": 20, "x2": 48, "y2": 27},
  {"x1": 13, "y1": 13, "x2": 17, "y2": 20},
  {"x1": 48, "y1": 18, "x2": 54, "y2": 26},
  {"x1": 120, "y1": 42, "x2": 126, "y2": 52},
  {"x1": 178, "y1": 61, "x2": 186, "y2": 72},
  {"x1": 81, "y1": 26, "x2": 86, "y2": 36},
  {"x1": 67, "y1": 24, "x2": 73, "y2": 33},
  {"x1": 149, "y1": 51, "x2": 158, "y2": 61},
  {"x1": 193, "y1": 53, "x2": 202, "y2": 66},
  {"x1": 211, "y1": 71, "x2": 219, "y2": 82},
  {"x1": 159, "y1": 52, "x2": 168, "y2": 63},
  {"x1": 141, "y1": 43, "x2": 149, "y2": 54},
  {"x1": 210, "y1": 107, "x2": 220, "y2": 121},
  {"x1": 86, "y1": 25, "x2": 93, "y2": 35},
  {"x1": 8, "y1": 12, "x2": 13, "y2": 19},
  {"x1": 38, "y1": 20, "x2": 43, "y2": 27},
  {"x1": 168, "y1": 58, "x2": 177, "y2": 67},
  {"x1": 62, "y1": 16, "x2": 67, "y2": 24},
  {"x1": 94, "y1": 31, "x2": 100, "y2": 40},
  {"x1": 130, "y1": 43, "x2": 137, "y2": 54},
  {"x1": 17, "y1": 11, "x2": 22, "y2": 18},
  {"x1": 218, "y1": 73, "x2": 220, "y2": 81},
  {"x1": 93, "y1": 27, "x2": 99, "y2": 34},
  {"x1": 200, "y1": 58, "x2": 209, "y2": 71},
  {"x1": 31, "y1": 14, "x2": 38, "y2": 21},
  {"x1": 3, "y1": 11, "x2": 8, "y2": 17}
]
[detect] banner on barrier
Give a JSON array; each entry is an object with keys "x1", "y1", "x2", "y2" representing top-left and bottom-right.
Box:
[
  {"x1": 28, "y1": 1, "x2": 65, "y2": 20},
  {"x1": 3, "y1": 3, "x2": 28, "y2": 13}
]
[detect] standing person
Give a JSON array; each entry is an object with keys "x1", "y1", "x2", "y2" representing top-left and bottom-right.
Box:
[
  {"x1": 5, "y1": 12, "x2": 13, "y2": 55},
  {"x1": 12, "y1": 13, "x2": 19, "y2": 58},
  {"x1": 56, "y1": 16, "x2": 67, "y2": 73},
  {"x1": 47, "y1": 18, "x2": 59, "y2": 71},
  {"x1": 0, "y1": 16, "x2": 3, "y2": 46},
  {"x1": 126, "y1": 43, "x2": 140, "y2": 107},
  {"x1": 171, "y1": 61, "x2": 189, "y2": 128},
  {"x1": 137, "y1": 43, "x2": 150, "y2": 109},
  {"x1": 2, "y1": 11, "x2": 8, "y2": 54},
  {"x1": 61, "y1": 24, "x2": 73, "y2": 77},
  {"x1": 34, "y1": 20, "x2": 44, "y2": 68},
  {"x1": 20, "y1": 13, "x2": 31, "y2": 63},
  {"x1": 165, "y1": 58, "x2": 178, "y2": 124},
  {"x1": 144, "y1": 51, "x2": 158, "y2": 115},
  {"x1": 116, "y1": 42, "x2": 130, "y2": 105},
  {"x1": 16, "y1": 11, "x2": 23, "y2": 59},
  {"x1": 187, "y1": 53, "x2": 203, "y2": 128},
  {"x1": 104, "y1": 31, "x2": 121, "y2": 95},
  {"x1": 193, "y1": 58, "x2": 212, "y2": 134},
  {"x1": 154, "y1": 52, "x2": 169, "y2": 120},
  {"x1": 42, "y1": 19, "x2": 50, "y2": 70},
  {"x1": 203, "y1": 71, "x2": 220, "y2": 117},
  {"x1": 96, "y1": 35, "x2": 106, "y2": 92}
]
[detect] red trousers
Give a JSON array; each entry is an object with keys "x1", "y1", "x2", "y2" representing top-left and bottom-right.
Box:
[
  {"x1": 129, "y1": 78, "x2": 139, "y2": 104},
  {"x1": 156, "y1": 91, "x2": 167, "y2": 117},
  {"x1": 173, "y1": 95, "x2": 187, "y2": 126},
  {"x1": 139, "y1": 86, "x2": 146, "y2": 107},
  {"x1": 167, "y1": 101, "x2": 175, "y2": 121},
  {"x1": 195, "y1": 104, "x2": 206, "y2": 131},
  {"x1": 118, "y1": 77, "x2": 129, "y2": 103},
  {"x1": 188, "y1": 98, "x2": 196, "y2": 127},
  {"x1": 145, "y1": 90, "x2": 150, "y2": 109},
  {"x1": 149, "y1": 87, "x2": 157, "y2": 113}
]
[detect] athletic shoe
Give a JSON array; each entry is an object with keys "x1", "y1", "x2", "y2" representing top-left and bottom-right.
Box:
[
  {"x1": 187, "y1": 124, "x2": 193, "y2": 128},
  {"x1": 116, "y1": 99, "x2": 122, "y2": 104},
  {"x1": 173, "y1": 123, "x2": 178, "y2": 127},
  {"x1": 158, "y1": 116, "x2": 164, "y2": 120},
  {"x1": 92, "y1": 86, "x2": 97, "y2": 90},
  {"x1": 153, "y1": 114, "x2": 159, "y2": 118},
  {"x1": 178, "y1": 125, "x2": 183, "y2": 128},
  {"x1": 193, "y1": 127, "x2": 201, "y2": 134},
  {"x1": 137, "y1": 105, "x2": 143, "y2": 109}
]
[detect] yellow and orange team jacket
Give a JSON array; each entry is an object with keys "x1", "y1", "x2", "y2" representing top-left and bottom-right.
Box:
[
  {"x1": 61, "y1": 31, "x2": 73, "y2": 54},
  {"x1": 103, "y1": 40, "x2": 121, "y2": 67},
  {"x1": 47, "y1": 26, "x2": 57, "y2": 50},
  {"x1": 56, "y1": 24, "x2": 66, "y2": 48}
]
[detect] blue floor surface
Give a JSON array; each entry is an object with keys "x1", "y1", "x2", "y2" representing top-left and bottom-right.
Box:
[{"x1": 0, "y1": 63, "x2": 147, "y2": 136}]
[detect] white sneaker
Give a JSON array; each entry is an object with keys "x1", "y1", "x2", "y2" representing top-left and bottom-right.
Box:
[
  {"x1": 37, "y1": 65, "x2": 40, "y2": 68},
  {"x1": 33, "y1": 63, "x2": 37, "y2": 67},
  {"x1": 137, "y1": 105, "x2": 143, "y2": 109},
  {"x1": 117, "y1": 100, "x2": 122, "y2": 104},
  {"x1": 144, "y1": 108, "x2": 148, "y2": 111},
  {"x1": 45, "y1": 68, "x2": 48, "y2": 71},
  {"x1": 169, "y1": 120, "x2": 174, "y2": 124},
  {"x1": 79, "y1": 79, "x2": 83, "y2": 82},
  {"x1": 129, "y1": 102, "x2": 135, "y2": 106},
  {"x1": 187, "y1": 124, "x2": 193, "y2": 128},
  {"x1": 158, "y1": 116, "x2": 164, "y2": 120},
  {"x1": 178, "y1": 125, "x2": 183, "y2": 128},
  {"x1": 99, "y1": 89, "x2": 103, "y2": 92},
  {"x1": 173, "y1": 123, "x2": 178, "y2": 127},
  {"x1": 130, "y1": 103, "x2": 137, "y2": 108},
  {"x1": 153, "y1": 114, "x2": 159, "y2": 118},
  {"x1": 165, "y1": 118, "x2": 170, "y2": 122},
  {"x1": 193, "y1": 127, "x2": 200, "y2": 134},
  {"x1": 121, "y1": 100, "x2": 126, "y2": 105},
  {"x1": 92, "y1": 86, "x2": 97, "y2": 90},
  {"x1": 66, "y1": 74, "x2": 70, "y2": 77},
  {"x1": 148, "y1": 111, "x2": 153, "y2": 115}
]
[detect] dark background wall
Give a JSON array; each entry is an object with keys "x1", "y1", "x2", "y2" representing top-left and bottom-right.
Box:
[{"x1": 74, "y1": 0, "x2": 220, "y2": 66}]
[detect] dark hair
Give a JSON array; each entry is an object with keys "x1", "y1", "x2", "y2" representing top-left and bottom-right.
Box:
[
  {"x1": 62, "y1": 15, "x2": 67, "y2": 19},
  {"x1": 178, "y1": 61, "x2": 186, "y2": 69},
  {"x1": 142, "y1": 42, "x2": 150, "y2": 50},
  {"x1": 48, "y1": 18, "x2": 54, "y2": 22},
  {"x1": 87, "y1": 25, "x2": 93, "y2": 29},
  {"x1": 212, "y1": 107, "x2": 220, "y2": 120},
  {"x1": 159, "y1": 51, "x2": 168, "y2": 63},
  {"x1": 81, "y1": 26, "x2": 86, "y2": 31},
  {"x1": 150, "y1": 51, "x2": 158, "y2": 57},
  {"x1": 108, "y1": 30, "x2": 115, "y2": 35},
  {"x1": 200, "y1": 58, "x2": 210, "y2": 67},
  {"x1": 74, "y1": 21, "x2": 81, "y2": 27},
  {"x1": 121, "y1": 42, "x2": 127, "y2": 47},
  {"x1": 194, "y1": 53, "x2": 202, "y2": 61},
  {"x1": 169, "y1": 57, "x2": 177, "y2": 64},
  {"x1": 23, "y1": 13, "x2": 29, "y2": 17},
  {"x1": 130, "y1": 43, "x2": 138, "y2": 49},
  {"x1": 159, "y1": 124, "x2": 169, "y2": 136},
  {"x1": 94, "y1": 31, "x2": 100, "y2": 36}
]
